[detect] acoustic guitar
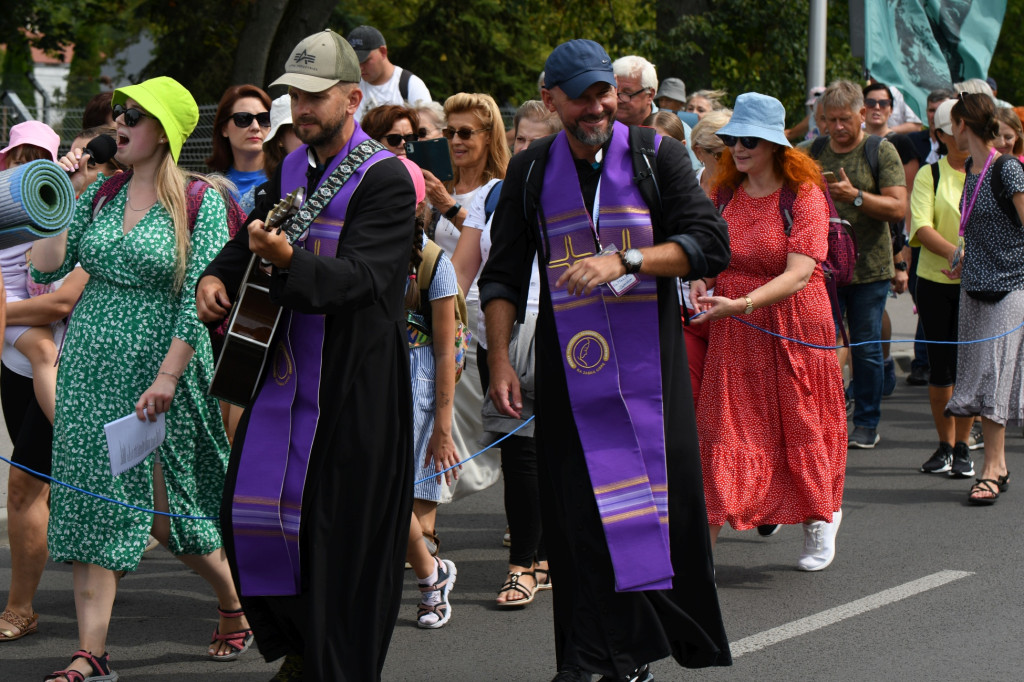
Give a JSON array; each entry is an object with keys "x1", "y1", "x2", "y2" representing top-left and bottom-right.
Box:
[{"x1": 209, "y1": 188, "x2": 305, "y2": 406}]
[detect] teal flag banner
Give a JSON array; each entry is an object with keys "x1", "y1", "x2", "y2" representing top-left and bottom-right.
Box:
[{"x1": 864, "y1": 0, "x2": 1007, "y2": 119}]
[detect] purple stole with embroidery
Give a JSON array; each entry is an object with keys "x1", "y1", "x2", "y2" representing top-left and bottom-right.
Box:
[
  {"x1": 230, "y1": 125, "x2": 390, "y2": 596},
  {"x1": 540, "y1": 123, "x2": 673, "y2": 591}
]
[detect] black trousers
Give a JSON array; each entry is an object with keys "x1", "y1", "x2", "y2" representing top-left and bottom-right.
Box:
[{"x1": 477, "y1": 345, "x2": 546, "y2": 567}]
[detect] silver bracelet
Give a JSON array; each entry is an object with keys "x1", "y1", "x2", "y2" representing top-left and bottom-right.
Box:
[{"x1": 159, "y1": 371, "x2": 180, "y2": 382}]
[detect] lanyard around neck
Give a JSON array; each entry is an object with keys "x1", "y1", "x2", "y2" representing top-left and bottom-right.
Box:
[{"x1": 959, "y1": 148, "x2": 997, "y2": 236}]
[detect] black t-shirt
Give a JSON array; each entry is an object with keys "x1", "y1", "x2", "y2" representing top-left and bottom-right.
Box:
[{"x1": 885, "y1": 131, "x2": 918, "y2": 166}]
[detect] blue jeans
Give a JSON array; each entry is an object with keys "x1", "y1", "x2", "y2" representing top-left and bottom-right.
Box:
[{"x1": 838, "y1": 279, "x2": 890, "y2": 429}]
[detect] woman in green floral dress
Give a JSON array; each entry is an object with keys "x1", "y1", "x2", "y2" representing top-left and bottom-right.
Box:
[{"x1": 32, "y1": 77, "x2": 253, "y2": 682}]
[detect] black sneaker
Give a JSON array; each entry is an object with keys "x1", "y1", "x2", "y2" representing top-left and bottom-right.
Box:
[
  {"x1": 920, "y1": 443, "x2": 953, "y2": 473},
  {"x1": 553, "y1": 668, "x2": 593, "y2": 682},
  {"x1": 757, "y1": 524, "x2": 781, "y2": 536},
  {"x1": 949, "y1": 442, "x2": 975, "y2": 479},
  {"x1": 598, "y1": 664, "x2": 653, "y2": 682},
  {"x1": 906, "y1": 365, "x2": 929, "y2": 385}
]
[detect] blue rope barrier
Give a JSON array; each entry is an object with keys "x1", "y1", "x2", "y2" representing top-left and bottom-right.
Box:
[
  {"x1": 414, "y1": 415, "x2": 536, "y2": 485},
  {"x1": 0, "y1": 415, "x2": 537, "y2": 519},
  {"x1": 0, "y1": 453, "x2": 218, "y2": 520},
  {"x1": 728, "y1": 315, "x2": 1024, "y2": 351}
]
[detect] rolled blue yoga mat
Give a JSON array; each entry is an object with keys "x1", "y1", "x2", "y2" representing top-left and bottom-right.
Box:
[{"x1": 0, "y1": 159, "x2": 77, "y2": 250}]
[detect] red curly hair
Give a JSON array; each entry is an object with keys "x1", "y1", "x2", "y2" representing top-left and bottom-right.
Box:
[{"x1": 711, "y1": 143, "x2": 825, "y2": 200}]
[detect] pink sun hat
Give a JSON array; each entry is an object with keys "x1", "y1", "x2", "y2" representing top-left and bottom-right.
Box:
[{"x1": 0, "y1": 120, "x2": 61, "y2": 169}]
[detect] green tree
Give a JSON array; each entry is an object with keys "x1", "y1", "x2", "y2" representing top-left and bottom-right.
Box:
[
  {"x1": 654, "y1": 0, "x2": 862, "y2": 125},
  {"x1": 988, "y1": 0, "x2": 1024, "y2": 106}
]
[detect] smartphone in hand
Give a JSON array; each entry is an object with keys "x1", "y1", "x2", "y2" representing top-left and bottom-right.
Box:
[
  {"x1": 822, "y1": 170, "x2": 838, "y2": 183},
  {"x1": 405, "y1": 138, "x2": 454, "y2": 182}
]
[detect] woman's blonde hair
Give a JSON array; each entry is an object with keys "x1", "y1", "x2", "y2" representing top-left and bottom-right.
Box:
[
  {"x1": 154, "y1": 145, "x2": 235, "y2": 293},
  {"x1": 154, "y1": 152, "x2": 192, "y2": 292},
  {"x1": 443, "y1": 93, "x2": 509, "y2": 190},
  {"x1": 690, "y1": 109, "x2": 733, "y2": 157}
]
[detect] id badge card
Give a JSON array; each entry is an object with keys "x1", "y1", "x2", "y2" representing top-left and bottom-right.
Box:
[{"x1": 600, "y1": 243, "x2": 639, "y2": 297}]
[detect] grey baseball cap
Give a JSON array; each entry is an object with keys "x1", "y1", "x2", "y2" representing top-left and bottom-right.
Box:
[{"x1": 347, "y1": 25, "x2": 386, "y2": 63}]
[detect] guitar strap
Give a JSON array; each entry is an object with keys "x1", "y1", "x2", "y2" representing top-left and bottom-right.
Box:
[{"x1": 281, "y1": 139, "x2": 384, "y2": 243}]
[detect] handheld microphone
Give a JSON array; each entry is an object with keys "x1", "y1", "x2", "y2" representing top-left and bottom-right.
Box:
[{"x1": 81, "y1": 134, "x2": 117, "y2": 166}]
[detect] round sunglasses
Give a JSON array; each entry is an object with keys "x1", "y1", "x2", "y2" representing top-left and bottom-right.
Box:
[
  {"x1": 717, "y1": 134, "x2": 761, "y2": 149},
  {"x1": 382, "y1": 133, "x2": 419, "y2": 147},
  {"x1": 230, "y1": 111, "x2": 271, "y2": 128},
  {"x1": 113, "y1": 104, "x2": 156, "y2": 128}
]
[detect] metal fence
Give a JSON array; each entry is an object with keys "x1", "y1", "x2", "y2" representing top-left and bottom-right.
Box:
[
  {"x1": 3, "y1": 104, "x2": 220, "y2": 172},
  {"x1": 3, "y1": 103, "x2": 520, "y2": 172}
]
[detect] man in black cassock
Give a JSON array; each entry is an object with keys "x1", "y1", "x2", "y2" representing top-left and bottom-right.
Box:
[
  {"x1": 196, "y1": 30, "x2": 414, "y2": 682},
  {"x1": 479, "y1": 39, "x2": 732, "y2": 682}
]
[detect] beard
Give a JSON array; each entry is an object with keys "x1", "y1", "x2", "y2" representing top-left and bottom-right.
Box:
[
  {"x1": 568, "y1": 112, "x2": 614, "y2": 147},
  {"x1": 296, "y1": 110, "x2": 347, "y2": 148}
]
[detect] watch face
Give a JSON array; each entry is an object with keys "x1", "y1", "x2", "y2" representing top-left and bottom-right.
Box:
[
  {"x1": 854, "y1": 192, "x2": 863, "y2": 207},
  {"x1": 625, "y1": 249, "x2": 643, "y2": 271}
]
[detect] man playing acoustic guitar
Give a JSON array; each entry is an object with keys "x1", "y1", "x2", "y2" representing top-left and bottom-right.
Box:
[{"x1": 196, "y1": 29, "x2": 416, "y2": 682}]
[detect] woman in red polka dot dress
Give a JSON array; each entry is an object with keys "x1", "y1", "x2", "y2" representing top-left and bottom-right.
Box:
[{"x1": 689, "y1": 93, "x2": 847, "y2": 571}]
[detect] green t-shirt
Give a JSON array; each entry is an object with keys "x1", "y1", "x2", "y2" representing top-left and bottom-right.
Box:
[{"x1": 813, "y1": 136, "x2": 906, "y2": 283}]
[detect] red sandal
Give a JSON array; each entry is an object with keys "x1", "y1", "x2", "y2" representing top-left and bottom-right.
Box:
[
  {"x1": 209, "y1": 606, "x2": 255, "y2": 661},
  {"x1": 44, "y1": 650, "x2": 118, "y2": 681}
]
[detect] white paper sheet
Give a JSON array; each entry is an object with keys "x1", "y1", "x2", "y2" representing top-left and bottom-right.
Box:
[{"x1": 104, "y1": 411, "x2": 166, "y2": 476}]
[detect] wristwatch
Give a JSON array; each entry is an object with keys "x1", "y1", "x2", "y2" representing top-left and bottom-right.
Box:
[
  {"x1": 743, "y1": 295, "x2": 754, "y2": 315},
  {"x1": 853, "y1": 189, "x2": 864, "y2": 208},
  {"x1": 894, "y1": 260, "x2": 909, "y2": 272},
  {"x1": 444, "y1": 203, "x2": 462, "y2": 220},
  {"x1": 619, "y1": 248, "x2": 643, "y2": 275}
]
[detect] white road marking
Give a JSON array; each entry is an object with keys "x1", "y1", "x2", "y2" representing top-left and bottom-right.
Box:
[{"x1": 731, "y1": 570, "x2": 974, "y2": 658}]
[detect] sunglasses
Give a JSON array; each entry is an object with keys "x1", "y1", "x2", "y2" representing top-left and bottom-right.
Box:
[
  {"x1": 230, "y1": 111, "x2": 271, "y2": 128},
  {"x1": 864, "y1": 98, "x2": 892, "y2": 109},
  {"x1": 442, "y1": 127, "x2": 489, "y2": 140},
  {"x1": 717, "y1": 134, "x2": 761, "y2": 150},
  {"x1": 382, "y1": 133, "x2": 419, "y2": 147},
  {"x1": 418, "y1": 127, "x2": 440, "y2": 138},
  {"x1": 113, "y1": 104, "x2": 156, "y2": 127}
]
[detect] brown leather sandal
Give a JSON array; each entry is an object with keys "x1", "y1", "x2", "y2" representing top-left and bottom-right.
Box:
[{"x1": 0, "y1": 608, "x2": 38, "y2": 641}]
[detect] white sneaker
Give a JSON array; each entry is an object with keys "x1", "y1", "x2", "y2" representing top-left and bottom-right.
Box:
[{"x1": 797, "y1": 509, "x2": 842, "y2": 572}]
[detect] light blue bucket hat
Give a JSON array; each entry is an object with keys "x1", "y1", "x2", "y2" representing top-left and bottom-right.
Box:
[{"x1": 715, "y1": 92, "x2": 791, "y2": 148}]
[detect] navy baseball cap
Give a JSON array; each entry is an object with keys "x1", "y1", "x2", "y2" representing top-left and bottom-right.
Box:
[{"x1": 543, "y1": 40, "x2": 616, "y2": 99}]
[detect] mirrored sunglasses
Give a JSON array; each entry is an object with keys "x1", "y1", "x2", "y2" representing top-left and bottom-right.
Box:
[{"x1": 864, "y1": 98, "x2": 892, "y2": 109}]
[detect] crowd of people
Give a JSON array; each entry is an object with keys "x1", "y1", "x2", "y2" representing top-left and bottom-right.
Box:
[{"x1": 1, "y1": 23, "x2": 1023, "y2": 682}]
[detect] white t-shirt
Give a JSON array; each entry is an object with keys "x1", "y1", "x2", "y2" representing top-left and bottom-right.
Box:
[
  {"x1": 464, "y1": 179, "x2": 541, "y2": 350},
  {"x1": 355, "y1": 66, "x2": 432, "y2": 122},
  {"x1": 1, "y1": 246, "x2": 72, "y2": 378},
  {"x1": 432, "y1": 182, "x2": 495, "y2": 314},
  {"x1": 887, "y1": 86, "x2": 922, "y2": 129}
]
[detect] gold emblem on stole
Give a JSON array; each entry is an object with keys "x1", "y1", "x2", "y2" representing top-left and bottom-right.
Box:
[{"x1": 566, "y1": 330, "x2": 610, "y2": 374}]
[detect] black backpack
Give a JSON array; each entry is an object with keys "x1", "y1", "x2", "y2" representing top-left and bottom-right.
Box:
[
  {"x1": 989, "y1": 154, "x2": 1024, "y2": 226},
  {"x1": 522, "y1": 125, "x2": 663, "y2": 247}
]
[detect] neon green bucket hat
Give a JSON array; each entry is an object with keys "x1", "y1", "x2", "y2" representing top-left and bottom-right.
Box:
[{"x1": 112, "y1": 76, "x2": 199, "y2": 163}]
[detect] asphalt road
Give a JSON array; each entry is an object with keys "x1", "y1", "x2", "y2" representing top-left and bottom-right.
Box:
[{"x1": 3, "y1": 295, "x2": 1023, "y2": 681}]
